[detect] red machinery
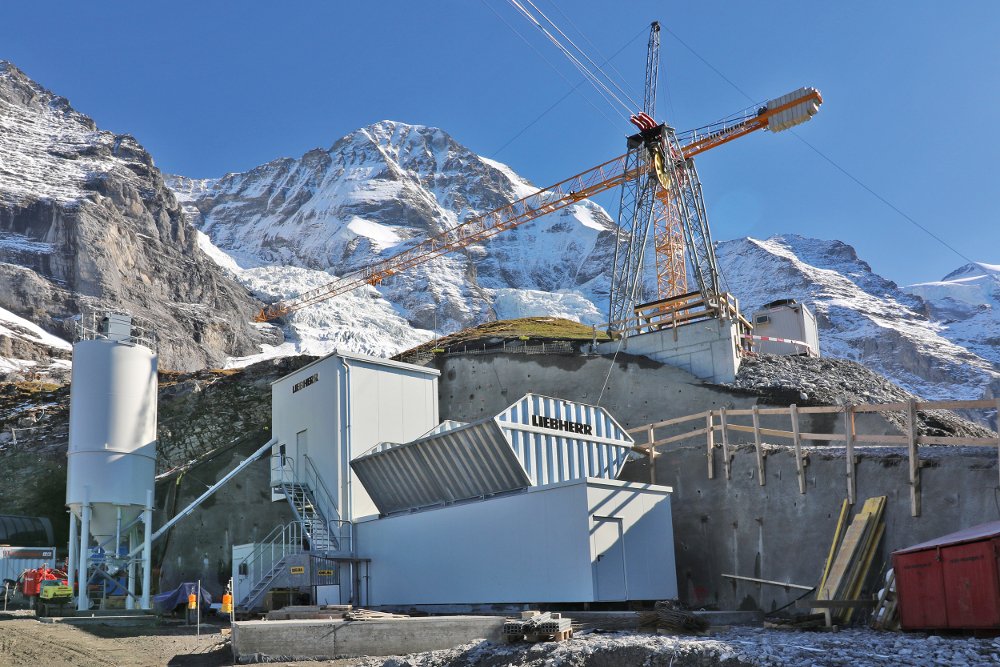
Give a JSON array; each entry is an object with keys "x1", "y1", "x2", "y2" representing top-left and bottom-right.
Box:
[{"x1": 20, "y1": 564, "x2": 70, "y2": 605}]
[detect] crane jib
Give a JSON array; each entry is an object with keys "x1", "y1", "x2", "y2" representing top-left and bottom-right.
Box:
[{"x1": 256, "y1": 87, "x2": 822, "y2": 322}]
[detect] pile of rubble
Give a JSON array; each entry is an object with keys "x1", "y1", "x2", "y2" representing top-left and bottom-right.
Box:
[{"x1": 357, "y1": 628, "x2": 1000, "y2": 667}]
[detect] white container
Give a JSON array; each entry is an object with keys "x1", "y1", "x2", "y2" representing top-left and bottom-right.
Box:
[
  {"x1": 354, "y1": 477, "x2": 676, "y2": 606},
  {"x1": 66, "y1": 336, "x2": 157, "y2": 540},
  {"x1": 270, "y1": 350, "x2": 440, "y2": 522}
]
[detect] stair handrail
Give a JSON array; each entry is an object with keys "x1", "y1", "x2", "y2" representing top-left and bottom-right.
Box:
[
  {"x1": 302, "y1": 453, "x2": 341, "y2": 524},
  {"x1": 235, "y1": 521, "x2": 303, "y2": 608}
]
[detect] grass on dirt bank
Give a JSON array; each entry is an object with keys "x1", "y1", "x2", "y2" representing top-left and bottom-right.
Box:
[{"x1": 396, "y1": 317, "x2": 611, "y2": 359}]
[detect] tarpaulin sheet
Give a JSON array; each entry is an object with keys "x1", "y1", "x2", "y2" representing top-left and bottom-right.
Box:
[{"x1": 153, "y1": 581, "x2": 212, "y2": 612}]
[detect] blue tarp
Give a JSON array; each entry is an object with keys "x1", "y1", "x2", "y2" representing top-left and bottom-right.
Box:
[{"x1": 153, "y1": 582, "x2": 213, "y2": 612}]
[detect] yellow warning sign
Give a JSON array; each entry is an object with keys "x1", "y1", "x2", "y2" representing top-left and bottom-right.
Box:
[
  {"x1": 290, "y1": 566, "x2": 305, "y2": 575},
  {"x1": 318, "y1": 569, "x2": 334, "y2": 576}
]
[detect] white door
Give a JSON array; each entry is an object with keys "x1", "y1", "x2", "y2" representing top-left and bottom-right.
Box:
[{"x1": 592, "y1": 516, "x2": 627, "y2": 601}]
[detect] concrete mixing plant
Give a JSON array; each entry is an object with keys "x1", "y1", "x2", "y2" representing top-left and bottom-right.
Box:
[{"x1": 66, "y1": 311, "x2": 157, "y2": 611}]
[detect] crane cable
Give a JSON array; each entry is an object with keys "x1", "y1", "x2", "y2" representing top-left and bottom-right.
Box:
[
  {"x1": 482, "y1": 0, "x2": 624, "y2": 135},
  {"x1": 659, "y1": 23, "x2": 1000, "y2": 290},
  {"x1": 517, "y1": 0, "x2": 642, "y2": 113},
  {"x1": 504, "y1": 0, "x2": 637, "y2": 120}
]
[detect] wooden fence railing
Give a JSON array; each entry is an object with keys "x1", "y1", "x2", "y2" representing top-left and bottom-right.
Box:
[{"x1": 628, "y1": 398, "x2": 1000, "y2": 517}]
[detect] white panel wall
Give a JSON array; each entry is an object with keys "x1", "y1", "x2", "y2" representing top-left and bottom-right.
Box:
[
  {"x1": 355, "y1": 478, "x2": 676, "y2": 606},
  {"x1": 270, "y1": 352, "x2": 439, "y2": 523},
  {"x1": 585, "y1": 481, "x2": 677, "y2": 601}
]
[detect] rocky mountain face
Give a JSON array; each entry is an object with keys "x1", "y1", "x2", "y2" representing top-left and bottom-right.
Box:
[
  {"x1": 0, "y1": 62, "x2": 267, "y2": 375},
  {"x1": 167, "y1": 120, "x2": 617, "y2": 358},
  {"x1": 716, "y1": 235, "x2": 1000, "y2": 404}
]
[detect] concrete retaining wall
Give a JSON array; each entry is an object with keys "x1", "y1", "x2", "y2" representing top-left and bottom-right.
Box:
[
  {"x1": 433, "y1": 352, "x2": 998, "y2": 613},
  {"x1": 598, "y1": 319, "x2": 742, "y2": 383},
  {"x1": 622, "y1": 442, "x2": 1000, "y2": 612},
  {"x1": 231, "y1": 616, "x2": 505, "y2": 662}
]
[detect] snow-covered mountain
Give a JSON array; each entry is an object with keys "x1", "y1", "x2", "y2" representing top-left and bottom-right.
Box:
[
  {"x1": 717, "y1": 235, "x2": 1000, "y2": 402},
  {"x1": 0, "y1": 61, "x2": 265, "y2": 374},
  {"x1": 167, "y1": 120, "x2": 617, "y2": 360},
  {"x1": 2, "y1": 59, "x2": 996, "y2": 408},
  {"x1": 168, "y1": 121, "x2": 999, "y2": 403},
  {"x1": 904, "y1": 262, "x2": 1000, "y2": 372}
]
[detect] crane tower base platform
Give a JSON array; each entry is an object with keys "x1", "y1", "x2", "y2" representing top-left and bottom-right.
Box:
[{"x1": 600, "y1": 293, "x2": 748, "y2": 384}]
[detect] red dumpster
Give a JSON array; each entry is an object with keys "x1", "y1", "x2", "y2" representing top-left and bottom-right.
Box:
[{"x1": 893, "y1": 520, "x2": 1000, "y2": 631}]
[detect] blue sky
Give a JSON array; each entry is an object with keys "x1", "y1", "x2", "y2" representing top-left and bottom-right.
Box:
[{"x1": 3, "y1": 1, "x2": 998, "y2": 286}]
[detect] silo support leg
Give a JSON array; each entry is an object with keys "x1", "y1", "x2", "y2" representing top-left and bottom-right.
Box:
[
  {"x1": 67, "y1": 512, "x2": 78, "y2": 597},
  {"x1": 78, "y1": 493, "x2": 91, "y2": 612},
  {"x1": 127, "y1": 527, "x2": 137, "y2": 610},
  {"x1": 141, "y1": 489, "x2": 153, "y2": 610}
]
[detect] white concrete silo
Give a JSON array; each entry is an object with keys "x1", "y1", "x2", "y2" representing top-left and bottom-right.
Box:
[{"x1": 66, "y1": 312, "x2": 157, "y2": 610}]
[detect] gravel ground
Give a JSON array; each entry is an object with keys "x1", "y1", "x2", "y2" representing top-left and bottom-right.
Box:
[
  {"x1": 729, "y1": 354, "x2": 996, "y2": 437},
  {"x1": 4, "y1": 610, "x2": 1000, "y2": 666},
  {"x1": 0, "y1": 610, "x2": 232, "y2": 666},
  {"x1": 351, "y1": 628, "x2": 1000, "y2": 667}
]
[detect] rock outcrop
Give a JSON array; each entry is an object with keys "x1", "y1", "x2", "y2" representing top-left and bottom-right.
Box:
[{"x1": 0, "y1": 61, "x2": 267, "y2": 372}]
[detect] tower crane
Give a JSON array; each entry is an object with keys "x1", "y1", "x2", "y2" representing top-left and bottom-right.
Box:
[{"x1": 253, "y1": 35, "x2": 821, "y2": 325}]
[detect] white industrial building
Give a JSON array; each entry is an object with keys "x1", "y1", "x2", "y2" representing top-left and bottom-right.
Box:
[
  {"x1": 234, "y1": 350, "x2": 677, "y2": 611},
  {"x1": 751, "y1": 299, "x2": 820, "y2": 357}
]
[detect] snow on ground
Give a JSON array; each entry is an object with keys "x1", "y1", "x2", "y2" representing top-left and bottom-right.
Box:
[
  {"x1": 355, "y1": 628, "x2": 1000, "y2": 667},
  {"x1": 0, "y1": 306, "x2": 71, "y2": 350},
  {"x1": 491, "y1": 288, "x2": 604, "y2": 325},
  {"x1": 222, "y1": 263, "x2": 434, "y2": 368}
]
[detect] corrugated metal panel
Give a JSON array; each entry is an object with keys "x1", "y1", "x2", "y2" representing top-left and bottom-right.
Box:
[
  {"x1": 351, "y1": 419, "x2": 532, "y2": 515},
  {"x1": 895, "y1": 520, "x2": 1000, "y2": 553},
  {"x1": 495, "y1": 394, "x2": 635, "y2": 486},
  {"x1": 0, "y1": 547, "x2": 57, "y2": 583}
]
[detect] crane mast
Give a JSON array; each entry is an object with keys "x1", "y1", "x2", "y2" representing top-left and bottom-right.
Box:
[{"x1": 253, "y1": 29, "x2": 822, "y2": 325}]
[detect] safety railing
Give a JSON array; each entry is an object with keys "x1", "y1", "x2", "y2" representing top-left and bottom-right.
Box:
[
  {"x1": 629, "y1": 398, "x2": 1000, "y2": 517},
  {"x1": 605, "y1": 291, "x2": 752, "y2": 339},
  {"x1": 235, "y1": 521, "x2": 303, "y2": 609},
  {"x1": 302, "y1": 454, "x2": 341, "y2": 525},
  {"x1": 74, "y1": 308, "x2": 157, "y2": 350},
  {"x1": 270, "y1": 453, "x2": 352, "y2": 555}
]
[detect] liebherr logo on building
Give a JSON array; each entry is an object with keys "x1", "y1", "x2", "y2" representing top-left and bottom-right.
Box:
[{"x1": 530, "y1": 414, "x2": 593, "y2": 435}]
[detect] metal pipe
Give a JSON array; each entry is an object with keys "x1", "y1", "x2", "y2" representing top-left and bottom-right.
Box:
[
  {"x1": 77, "y1": 487, "x2": 90, "y2": 612},
  {"x1": 93, "y1": 567, "x2": 140, "y2": 602},
  {"x1": 126, "y1": 438, "x2": 276, "y2": 558},
  {"x1": 141, "y1": 489, "x2": 152, "y2": 610},
  {"x1": 115, "y1": 507, "x2": 122, "y2": 558}
]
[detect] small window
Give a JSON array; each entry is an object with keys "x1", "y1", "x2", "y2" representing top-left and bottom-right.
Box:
[
  {"x1": 279, "y1": 443, "x2": 287, "y2": 466},
  {"x1": 238, "y1": 563, "x2": 248, "y2": 576},
  {"x1": 755, "y1": 315, "x2": 770, "y2": 325}
]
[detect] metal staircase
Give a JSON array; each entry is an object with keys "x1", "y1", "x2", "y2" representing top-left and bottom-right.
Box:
[
  {"x1": 235, "y1": 521, "x2": 303, "y2": 612},
  {"x1": 276, "y1": 454, "x2": 345, "y2": 554},
  {"x1": 280, "y1": 483, "x2": 336, "y2": 552},
  {"x1": 235, "y1": 452, "x2": 350, "y2": 613}
]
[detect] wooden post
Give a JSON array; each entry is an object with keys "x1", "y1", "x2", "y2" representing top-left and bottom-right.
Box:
[
  {"x1": 706, "y1": 411, "x2": 715, "y2": 479},
  {"x1": 720, "y1": 407, "x2": 732, "y2": 480},
  {"x1": 905, "y1": 398, "x2": 920, "y2": 517},
  {"x1": 752, "y1": 405, "x2": 765, "y2": 486},
  {"x1": 791, "y1": 404, "x2": 805, "y2": 494},
  {"x1": 647, "y1": 425, "x2": 656, "y2": 485},
  {"x1": 844, "y1": 405, "x2": 856, "y2": 506}
]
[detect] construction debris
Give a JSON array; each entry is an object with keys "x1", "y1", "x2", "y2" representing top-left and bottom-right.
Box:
[
  {"x1": 812, "y1": 496, "x2": 886, "y2": 625},
  {"x1": 504, "y1": 611, "x2": 574, "y2": 642},
  {"x1": 344, "y1": 608, "x2": 411, "y2": 621},
  {"x1": 654, "y1": 600, "x2": 710, "y2": 634}
]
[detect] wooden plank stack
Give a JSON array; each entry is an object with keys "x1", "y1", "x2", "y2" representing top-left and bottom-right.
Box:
[{"x1": 813, "y1": 496, "x2": 887, "y2": 625}]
